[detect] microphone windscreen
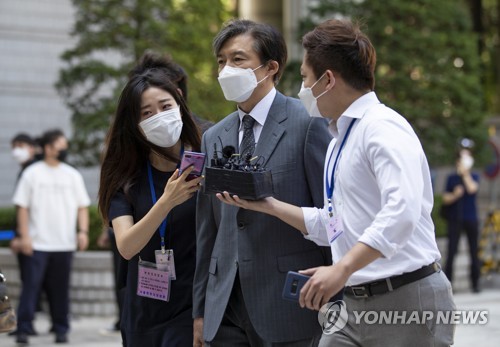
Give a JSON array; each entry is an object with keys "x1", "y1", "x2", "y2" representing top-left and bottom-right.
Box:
[{"x1": 222, "y1": 145, "x2": 236, "y2": 158}]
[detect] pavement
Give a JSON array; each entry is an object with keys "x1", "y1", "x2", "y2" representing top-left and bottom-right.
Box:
[{"x1": 0, "y1": 288, "x2": 499, "y2": 346}]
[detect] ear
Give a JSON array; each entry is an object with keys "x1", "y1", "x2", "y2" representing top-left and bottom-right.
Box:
[
  {"x1": 265, "y1": 60, "x2": 279, "y2": 77},
  {"x1": 325, "y1": 70, "x2": 336, "y2": 89},
  {"x1": 176, "y1": 88, "x2": 184, "y2": 98}
]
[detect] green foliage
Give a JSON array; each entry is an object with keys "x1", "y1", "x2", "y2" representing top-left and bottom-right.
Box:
[
  {"x1": 0, "y1": 206, "x2": 104, "y2": 251},
  {"x1": 432, "y1": 194, "x2": 448, "y2": 238},
  {"x1": 481, "y1": 0, "x2": 500, "y2": 115},
  {"x1": 282, "y1": 0, "x2": 489, "y2": 166},
  {"x1": 56, "y1": 0, "x2": 235, "y2": 166}
]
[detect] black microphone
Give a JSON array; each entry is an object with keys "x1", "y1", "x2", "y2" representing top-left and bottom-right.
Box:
[
  {"x1": 222, "y1": 145, "x2": 236, "y2": 159},
  {"x1": 211, "y1": 143, "x2": 220, "y2": 167}
]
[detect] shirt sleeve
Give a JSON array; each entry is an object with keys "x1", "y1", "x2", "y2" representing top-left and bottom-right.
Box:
[
  {"x1": 357, "y1": 117, "x2": 425, "y2": 259},
  {"x1": 12, "y1": 172, "x2": 31, "y2": 208},
  {"x1": 302, "y1": 207, "x2": 329, "y2": 246},
  {"x1": 108, "y1": 191, "x2": 133, "y2": 224},
  {"x1": 74, "y1": 173, "x2": 91, "y2": 207}
]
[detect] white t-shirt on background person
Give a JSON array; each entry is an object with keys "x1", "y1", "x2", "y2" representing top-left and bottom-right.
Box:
[{"x1": 13, "y1": 161, "x2": 91, "y2": 252}]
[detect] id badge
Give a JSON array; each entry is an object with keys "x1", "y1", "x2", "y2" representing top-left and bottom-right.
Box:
[
  {"x1": 155, "y1": 249, "x2": 176, "y2": 280},
  {"x1": 327, "y1": 214, "x2": 344, "y2": 244},
  {"x1": 137, "y1": 259, "x2": 170, "y2": 302}
]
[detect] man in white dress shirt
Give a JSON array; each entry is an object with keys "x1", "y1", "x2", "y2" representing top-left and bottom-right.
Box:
[{"x1": 217, "y1": 19, "x2": 456, "y2": 346}]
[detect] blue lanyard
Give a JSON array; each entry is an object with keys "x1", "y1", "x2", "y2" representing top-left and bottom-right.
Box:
[
  {"x1": 147, "y1": 143, "x2": 184, "y2": 251},
  {"x1": 325, "y1": 118, "x2": 357, "y2": 217}
]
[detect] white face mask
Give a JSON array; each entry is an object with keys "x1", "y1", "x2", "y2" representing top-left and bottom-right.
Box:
[
  {"x1": 217, "y1": 65, "x2": 268, "y2": 103},
  {"x1": 139, "y1": 107, "x2": 183, "y2": 148},
  {"x1": 12, "y1": 147, "x2": 31, "y2": 164},
  {"x1": 298, "y1": 72, "x2": 329, "y2": 118},
  {"x1": 461, "y1": 154, "x2": 474, "y2": 170}
]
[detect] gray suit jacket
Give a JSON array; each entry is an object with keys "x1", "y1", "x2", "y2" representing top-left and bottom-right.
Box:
[{"x1": 193, "y1": 91, "x2": 332, "y2": 342}]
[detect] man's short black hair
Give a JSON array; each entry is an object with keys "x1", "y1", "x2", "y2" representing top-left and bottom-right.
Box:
[
  {"x1": 40, "y1": 129, "x2": 65, "y2": 148},
  {"x1": 11, "y1": 133, "x2": 35, "y2": 146}
]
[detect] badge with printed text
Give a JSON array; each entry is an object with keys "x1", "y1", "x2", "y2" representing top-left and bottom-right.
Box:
[
  {"x1": 137, "y1": 259, "x2": 171, "y2": 302},
  {"x1": 327, "y1": 215, "x2": 344, "y2": 244},
  {"x1": 155, "y1": 249, "x2": 176, "y2": 280}
]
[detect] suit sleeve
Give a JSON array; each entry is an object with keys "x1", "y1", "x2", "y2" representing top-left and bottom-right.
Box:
[
  {"x1": 192, "y1": 132, "x2": 219, "y2": 318},
  {"x1": 303, "y1": 117, "x2": 332, "y2": 208}
]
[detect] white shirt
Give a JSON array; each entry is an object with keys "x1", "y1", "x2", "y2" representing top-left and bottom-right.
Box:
[
  {"x1": 237, "y1": 88, "x2": 276, "y2": 146},
  {"x1": 13, "y1": 161, "x2": 91, "y2": 251},
  {"x1": 302, "y1": 92, "x2": 441, "y2": 286}
]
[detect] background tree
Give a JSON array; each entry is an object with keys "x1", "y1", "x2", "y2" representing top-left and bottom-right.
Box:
[
  {"x1": 57, "y1": 0, "x2": 234, "y2": 165},
  {"x1": 281, "y1": 0, "x2": 489, "y2": 166}
]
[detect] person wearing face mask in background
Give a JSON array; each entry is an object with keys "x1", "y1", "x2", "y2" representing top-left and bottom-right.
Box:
[
  {"x1": 193, "y1": 19, "x2": 332, "y2": 347},
  {"x1": 442, "y1": 141, "x2": 481, "y2": 293},
  {"x1": 8, "y1": 133, "x2": 40, "y2": 337},
  {"x1": 11, "y1": 133, "x2": 38, "y2": 180},
  {"x1": 12, "y1": 129, "x2": 90, "y2": 344},
  {"x1": 10, "y1": 133, "x2": 38, "y2": 255},
  {"x1": 98, "y1": 60, "x2": 202, "y2": 346}
]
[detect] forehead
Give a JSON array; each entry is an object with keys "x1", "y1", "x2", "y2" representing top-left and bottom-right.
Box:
[
  {"x1": 218, "y1": 33, "x2": 256, "y2": 56},
  {"x1": 141, "y1": 86, "x2": 174, "y2": 104},
  {"x1": 52, "y1": 136, "x2": 68, "y2": 148},
  {"x1": 12, "y1": 141, "x2": 31, "y2": 147}
]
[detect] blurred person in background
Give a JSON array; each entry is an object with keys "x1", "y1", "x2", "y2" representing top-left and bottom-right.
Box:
[
  {"x1": 9, "y1": 133, "x2": 43, "y2": 337},
  {"x1": 12, "y1": 129, "x2": 90, "y2": 344},
  {"x1": 442, "y1": 139, "x2": 481, "y2": 293}
]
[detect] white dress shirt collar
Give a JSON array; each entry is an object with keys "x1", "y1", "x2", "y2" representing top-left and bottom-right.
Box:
[
  {"x1": 329, "y1": 91, "x2": 380, "y2": 137},
  {"x1": 238, "y1": 88, "x2": 276, "y2": 129}
]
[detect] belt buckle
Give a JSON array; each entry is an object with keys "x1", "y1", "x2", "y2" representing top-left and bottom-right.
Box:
[{"x1": 351, "y1": 286, "x2": 369, "y2": 298}]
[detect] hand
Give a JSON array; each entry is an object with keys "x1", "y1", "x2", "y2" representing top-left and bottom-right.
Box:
[
  {"x1": 9, "y1": 237, "x2": 21, "y2": 254},
  {"x1": 299, "y1": 265, "x2": 349, "y2": 311},
  {"x1": 216, "y1": 191, "x2": 274, "y2": 213},
  {"x1": 97, "y1": 229, "x2": 110, "y2": 249},
  {"x1": 77, "y1": 232, "x2": 89, "y2": 251},
  {"x1": 162, "y1": 167, "x2": 203, "y2": 208},
  {"x1": 193, "y1": 317, "x2": 204, "y2": 347},
  {"x1": 19, "y1": 236, "x2": 33, "y2": 256}
]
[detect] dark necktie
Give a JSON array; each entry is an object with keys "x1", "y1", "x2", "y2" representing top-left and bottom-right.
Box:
[{"x1": 240, "y1": 114, "x2": 256, "y2": 157}]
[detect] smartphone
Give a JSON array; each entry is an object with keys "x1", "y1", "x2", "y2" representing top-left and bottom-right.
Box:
[
  {"x1": 179, "y1": 151, "x2": 206, "y2": 181},
  {"x1": 282, "y1": 271, "x2": 310, "y2": 302}
]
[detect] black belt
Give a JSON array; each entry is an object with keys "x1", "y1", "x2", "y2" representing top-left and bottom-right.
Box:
[{"x1": 345, "y1": 262, "x2": 440, "y2": 298}]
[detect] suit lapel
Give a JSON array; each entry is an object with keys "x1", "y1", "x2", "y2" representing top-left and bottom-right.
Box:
[
  {"x1": 254, "y1": 92, "x2": 287, "y2": 167},
  {"x1": 218, "y1": 112, "x2": 240, "y2": 152}
]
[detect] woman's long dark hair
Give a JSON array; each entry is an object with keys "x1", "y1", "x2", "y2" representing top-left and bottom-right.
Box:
[{"x1": 98, "y1": 69, "x2": 201, "y2": 224}]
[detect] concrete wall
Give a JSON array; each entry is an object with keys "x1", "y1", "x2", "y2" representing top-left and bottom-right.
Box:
[{"x1": 0, "y1": 0, "x2": 99, "y2": 207}]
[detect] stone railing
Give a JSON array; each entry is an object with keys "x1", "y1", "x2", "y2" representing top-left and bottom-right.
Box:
[{"x1": 0, "y1": 248, "x2": 117, "y2": 317}]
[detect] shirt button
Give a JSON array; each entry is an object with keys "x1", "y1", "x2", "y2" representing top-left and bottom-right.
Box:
[
  {"x1": 235, "y1": 261, "x2": 239, "y2": 267},
  {"x1": 238, "y1": 222, "x2": 245, "y2": 229}
]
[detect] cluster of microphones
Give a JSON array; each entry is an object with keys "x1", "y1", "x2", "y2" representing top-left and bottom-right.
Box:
[{"x1": 211, "y1": 144, "x2": 266, "y2": 172}]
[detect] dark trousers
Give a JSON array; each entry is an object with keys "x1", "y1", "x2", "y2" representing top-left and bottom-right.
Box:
[
  {"x1": 208, "y1": 276, "x2": 320, "y2": 347},
  {"x1": 17, "y1": 250, "x2": 73, "y2": 334},
  {"x1": 444, "y1": 219, "x2": 480, "y2": 289}
]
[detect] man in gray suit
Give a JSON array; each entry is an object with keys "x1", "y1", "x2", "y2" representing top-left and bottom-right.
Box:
[{"x1": 193, "y1": 19, "x2": 333, "y2": 346}]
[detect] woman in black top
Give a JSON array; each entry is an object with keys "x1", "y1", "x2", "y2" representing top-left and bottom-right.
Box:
[{"x1": 98, "y1": 63, "x2": 202, "y2": 346}]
